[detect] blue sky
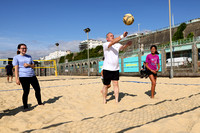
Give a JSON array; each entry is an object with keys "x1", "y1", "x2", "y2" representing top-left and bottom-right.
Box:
[{"x1": 0, "y1": 0, "x2": 199, "y2": 59}]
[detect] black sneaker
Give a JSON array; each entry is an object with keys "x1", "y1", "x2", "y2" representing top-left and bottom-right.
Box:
[
  {"x1": 38, "y1": 103, "x2": 44, "y2": 105},
  {"x1": 24, "y1": 106, "x2": 28, "y2": 109}
]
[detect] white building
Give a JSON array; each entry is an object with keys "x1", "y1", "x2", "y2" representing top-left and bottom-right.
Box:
[
  {"x1": 79, "y1": 39, "x2": 104, "y2": 51},
  {"x1": 40, "y1": 50, "x2": 71, "y2": 60},
  {"x1": 189, "y1": 18, "x2": 200, "y2": 23}
]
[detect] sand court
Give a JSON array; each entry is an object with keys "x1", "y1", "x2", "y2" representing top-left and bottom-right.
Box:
[{"x1": 0, "y1": 76, "x2": 200, "y2": 133}]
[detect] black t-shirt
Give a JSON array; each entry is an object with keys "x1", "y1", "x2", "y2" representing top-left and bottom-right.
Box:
[
  {"x1": 5, "y1": 64, "x2": 13, "y2": 73},
  {"x1": 142, "y1": 65, "x2": 146, "y2": 70}
]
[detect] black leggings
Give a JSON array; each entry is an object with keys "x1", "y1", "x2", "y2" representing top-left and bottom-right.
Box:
[{"x1": 19, "y1": 76, "x2": 42, "y2": 108}]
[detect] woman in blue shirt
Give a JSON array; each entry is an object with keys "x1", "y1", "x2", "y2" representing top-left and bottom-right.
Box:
[{"x1": 13, "y1": 43, "x2": 43, "y2": 109}]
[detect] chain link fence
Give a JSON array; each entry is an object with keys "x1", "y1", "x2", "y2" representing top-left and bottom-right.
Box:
[{"x1": 58, "y1": 39, "x2": 200, "y2": 77}]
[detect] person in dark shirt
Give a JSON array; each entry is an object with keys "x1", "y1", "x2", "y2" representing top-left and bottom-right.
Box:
[
  {"x1": 5, "y1": 63, "x2": 14, "y2": 82},
  {"x1": 140, "y1": 62, "x2": 148, "y2": 78}
]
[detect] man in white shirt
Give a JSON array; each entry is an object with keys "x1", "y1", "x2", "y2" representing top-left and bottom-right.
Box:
[{"x1": 102, "y1": 32, "x2": 132, "y2": 104}]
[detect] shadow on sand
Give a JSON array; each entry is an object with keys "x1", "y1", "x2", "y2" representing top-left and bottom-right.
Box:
[
  {"x1": 145, "y1": 90, "x2": 157, "y2": 98},
  {"x1": 107, "y1": 91, "x2": 137, "y2": 102},
  {"x1": 0, "y1": 96, "x2": 62, "y2": 119}
]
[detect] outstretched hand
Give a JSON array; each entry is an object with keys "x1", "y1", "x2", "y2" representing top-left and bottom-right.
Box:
[
  {"x1": 123, "y1": 32, "x2": 128, "y2": 38},
  {"x1": 120, "y1": 41, "x2": 132, "y2": 51}
]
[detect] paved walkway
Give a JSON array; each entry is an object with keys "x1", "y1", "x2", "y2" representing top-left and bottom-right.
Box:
[{"x1": 24, "y1": 92, "x2": 200, "y2": 133}]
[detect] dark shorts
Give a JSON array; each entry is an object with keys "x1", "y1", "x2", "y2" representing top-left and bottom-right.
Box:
[
  {"x1": 146, "y1": 69, "x2": 157, "y2": 77},
  {"x1": 7, "y1": 72, "x2": 13, "y2": 76},
  {"x1": 103, "y1": 70, "x2": 119, "y2": 85}
]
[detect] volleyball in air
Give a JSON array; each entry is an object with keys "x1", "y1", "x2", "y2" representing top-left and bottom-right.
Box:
[{"x1": 123, "y1": 13, "x2": 134, "y2": 25}]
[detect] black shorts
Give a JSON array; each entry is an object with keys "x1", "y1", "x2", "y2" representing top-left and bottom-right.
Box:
[
  {"x1": 146, "y1": 69, "x2": 157, "y2": 77},
  {"x1": 7, "y1": 72, "x2": 13, "y2": 76},
  {"x1": 103, "y1": 70, "x2": 119, "y2": 85}
]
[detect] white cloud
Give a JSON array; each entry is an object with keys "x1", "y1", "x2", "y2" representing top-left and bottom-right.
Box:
[
  {"x1": 0, "y1": 35, "x2": 111, "y2": 60},
  {"x1": 0, "y1": 51, "x2": 17, "y2": 59},
  {"x1": 95, "y1": 37, "x2": 106, "y2": 42},
  {"x1": 0, "y1": 37, "x2": 21, "y2": 50},
  {"x1": 51, "y1": 40, "x2": 81, "y2": 52},
  {"x1": 0, "y1": 38, "x2": 82, "y2": 60},
  {"x1": 30, "y1": 40, "x2": 81, "y2": 59}
]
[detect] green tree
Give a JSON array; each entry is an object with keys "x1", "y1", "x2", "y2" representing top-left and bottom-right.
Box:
[
  {"x1": 59, "y1": 56, "x2": 65, "y2": 63},
  {"x1": 73, "y1": 45, "x2": 103, "y2": 61},
  {"x1": 65, "y1": 53, "x2": 74, "y2": 62},
  {"x1": 187, "y1": 32, "x2": 194, "y2": 39},
  {"x1": 172, "y1": 23, "x2": 187, "y2": 41},
  {"x1": 63, "y1": 45, "x2": 103, "y2": 63},
  {"x1": 74, "y1": 49, "x2": 87, "y2": 61}
]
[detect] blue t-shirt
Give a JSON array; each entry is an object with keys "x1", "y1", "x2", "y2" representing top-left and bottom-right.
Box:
[{"x1": 12, "y1": 54, "x2": 35, "y2": 77}]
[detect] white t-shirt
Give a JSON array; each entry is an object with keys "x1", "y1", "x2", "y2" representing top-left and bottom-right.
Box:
[{"x1": 102, "y1": 42, "x2": 122, "y2": 71}]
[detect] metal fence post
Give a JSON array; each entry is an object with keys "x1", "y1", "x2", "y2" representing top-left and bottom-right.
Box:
[
  {"x1": 161, "y1": 48, "x2": 166, "y2": 75},
  {"x1": 138, "y1": 52, "x2": 141, "y2": 74},
  {"x1": 192, "y1": 43, "x2": 198, "y2": 73},
  {"x1": 97, "y1": 60, "x2": 99, "y2": 75},
  {"x1": 121, "y1": 57, "x2": 124, "y2": 73}
]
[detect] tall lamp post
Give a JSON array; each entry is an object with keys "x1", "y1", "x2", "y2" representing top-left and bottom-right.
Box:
[
  {"x1": 169, "y1": 0, "x2": 173, "y2": 78},
  {"x1": 138, "y1": 24, "x2": 140, "y2": 52},
  {"x1": 55, "y1": 43, "x2": 59, "y2": 61},
  {"x1": 84, "y1": 28, "x2": 91, "y2": 76},
  {"x1": 55, "y1": 43, "x2": 59, "y2": 75}
]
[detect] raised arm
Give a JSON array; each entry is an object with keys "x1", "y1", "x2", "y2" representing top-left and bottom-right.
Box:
[
  {"x1": 108, "y1": 32, "x2": 128, "y2": 48},
  {"x1": 120, "y1": 41, "x2": 132, "y2": 51}
]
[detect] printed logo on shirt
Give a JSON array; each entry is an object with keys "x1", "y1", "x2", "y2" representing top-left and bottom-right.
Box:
[{"x1": 151, "y1": 58, "x2": 157, "y2": 66}]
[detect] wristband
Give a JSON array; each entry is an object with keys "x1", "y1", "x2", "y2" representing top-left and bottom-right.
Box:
[{"x1": 120, "y1": 34, "x2": 124, "y2": 39}]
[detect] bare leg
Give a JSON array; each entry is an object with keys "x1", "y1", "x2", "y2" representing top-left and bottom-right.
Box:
[
  {"x1": 101, "y1": 84, "x2": 111, "y2": 94},
  {"x1": 11, "y1": 76, "x2": 13, "y2": 82},
  {"x1": 102, "y1": 85, "x2": 108, "y2": 104},
  {"x1": 112, "y1": 80, "x2": 119, "y2": 103},
  {"x1": 7, "y1": 76, "x2": 9, "y2": 82},
  {"x1": 149, "y1": 75, "x2": 156, "y2": 98}
]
